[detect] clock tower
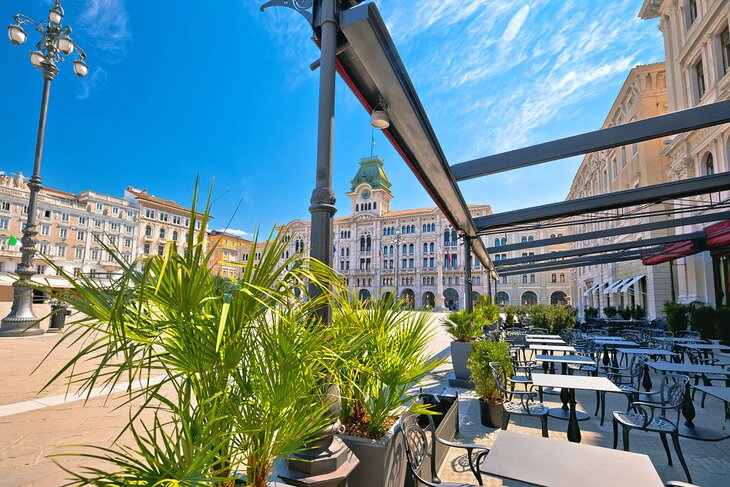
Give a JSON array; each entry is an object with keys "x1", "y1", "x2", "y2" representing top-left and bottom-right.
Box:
[{"x1": 347, "y1": 156, "x2": 393, "y2": 217}]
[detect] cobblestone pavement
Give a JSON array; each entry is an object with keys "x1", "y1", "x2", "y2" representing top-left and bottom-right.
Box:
[{"x1": 1, "y1": 313, "x2": 728, "y2": 486}]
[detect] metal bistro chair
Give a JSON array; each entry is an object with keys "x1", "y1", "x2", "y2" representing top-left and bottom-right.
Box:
[
  {"x1": 612, "y1": 374, "x2": 692, "y2": 484},
  {"x1": 490, "y1": 361, "x2": 549, "y2": 437},
  {"x1": 597, "y1": 355, "x2": 652, "y2": 425},
  {"x1": 686, "y1": 348, "x2": 729, "y2": 407},
  {"x1": 401, "y1": 418, "x2": 489, "y2": 486}
]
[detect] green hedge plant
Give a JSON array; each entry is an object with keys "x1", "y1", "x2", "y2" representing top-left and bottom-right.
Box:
[{"x1": 467, "y1": 341, "x2": 513, "y2": 404}]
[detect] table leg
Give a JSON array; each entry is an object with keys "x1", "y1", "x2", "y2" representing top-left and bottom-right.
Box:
[
  {"x1": 567, "y1": 388, "x2": 581, "y2": 443},
  {"x1": 611, "y1": 347, "x2": 619, "y2": 369},
  {"x1": 602, "y1": 345, "x2": 610, "y2": 366},
  {"x1": 642, "y1": 363, "x2": 653, "y2": 392},
  {"x1": 679, "y1": 380, "x2": 728, "y2": 442}
]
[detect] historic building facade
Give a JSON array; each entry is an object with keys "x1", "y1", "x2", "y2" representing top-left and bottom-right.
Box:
[
  {"x1": 282, "y1": 156, "x2": 571, "y2": 309},
  {"x1": 641, "y1": 0, "x2": 730, "y2": 307},
  {"x1": 567, "y1": 63, "x2": 674, "y2": 320},
  {"x1": 0, "y1": 172, "x2": 140, "y2": 278},
  {"x1": 124, "y1": 187, "x2": 205, "y2": 259},
  {"x1": 207, "y1": 230, "x2": 268, "y2": 279}
]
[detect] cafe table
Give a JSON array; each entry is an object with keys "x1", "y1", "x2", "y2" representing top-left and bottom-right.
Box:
[
  {"x1": 592, "y1": 338, "x2": 640, "y2": 367},
  {"x1": 526, "y1": 333, "x2": 562, "y2": 339},
  {"x1": 533, "y1": 355, "x2": 595, "y2": 421},
  {"x1": 526, "y1": 337, "x2": 565, "y2": 344},
  {"x1": 531, "y1": 373, "x2": 620, "y2": 443},
  {"x1": 648, "y1": 361, "x2": 730, "y2": 441},
  {"x1": 691, "y1": 385, "x2": 730, "y2": 434},
  {"x1": 479, "y1": 430, "x2": 663, "y2": 487}
]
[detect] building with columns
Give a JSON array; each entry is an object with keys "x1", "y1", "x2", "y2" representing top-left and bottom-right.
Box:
[
  {"x1": 567, "y1": 63, "x2": 674, "y2": 320},
  {"x1": 640, "y1": 0, "x2": 730, "y2": 307},
  {"x1": 282, "y1": 156, "x2": 571, "y2": 309}
]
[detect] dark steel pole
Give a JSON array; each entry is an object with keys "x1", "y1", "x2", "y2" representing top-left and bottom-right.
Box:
[
  {"x1": 1, "y1": 62, "x2": 57, "y2": 336},
  {"x1": 669, "y1": 260, "x2": 676, "y2": 302},
  {"x1": 464, "y1": 236, "x2": 473, "y2": 312},
  {"x1": 308, "y1": 0, "x2": 338, "y2": 324},
  {"x1": 395, "y1": 232, "x2": 400, "y2": 300}
]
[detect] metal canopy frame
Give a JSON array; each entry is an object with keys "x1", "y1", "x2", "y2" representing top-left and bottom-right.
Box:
[
  {"x1": 475, "y1": 173, "x2": 730, "y2": 232},
  {"x1": 495, "y1": 231, "x2": 706, "y2": 267},
  {"x1": 486, "y1": 211, "x2": 730, "y2": 253},
  {"x1": 336, "y1": 2, "x2": 496, "y2": 278},
  {"x1": 451, "y1": 100, "x2": 730, "y2": 181},
  {"x1": 496, "y1": 249, "x2": 659, "y2": 277}
]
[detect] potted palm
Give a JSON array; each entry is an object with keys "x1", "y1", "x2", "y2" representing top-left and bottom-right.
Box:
[
  {"x1": 603, "y1": 306, "x2": 618, "y2": 319},
  {"x1": 37, "y1": 187, "x2": 351, "y2": 487},
  {"x1": 442, "y1": 310, "x2": 484, "y2": 381},
  {"x1": 330, "y1": 295, "x2": 443, "y2": 487},
  {"x1": 468, "y1": 340, "x2": 513, "y2": 427}
]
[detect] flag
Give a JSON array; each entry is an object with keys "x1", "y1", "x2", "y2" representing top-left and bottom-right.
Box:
[{"x1": 8, "y1": 235, "x2": 18, "y2": 246}]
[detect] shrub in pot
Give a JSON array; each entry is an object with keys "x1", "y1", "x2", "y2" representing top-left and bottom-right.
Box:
[
  {"x1": 331, "y1": 295, "x2": 443, "y2": 487},
  {"x1": 37, "y1": 190, "x2": 345, "y2": 487},
  {"x1": 442, "y1": 310, "x2": 484, "y2": 380},
  {"x1": 617, "y1": 306, "x2": 632, "y2": 320},
  {"x1": 631, "y1": 304, "x2": 647, "y2": 320},
  {"x1": 714, "y1": 307, "x2": 730, "y2": 344},
  {"x1": 603, "y1": 306, "x2": 617, "y2": 319},
  {"x1": 584, "y1": 306, "x2": 599, "y2": 320},
  {"x1": 663, "y1": 302, "x2": 691, "y2": 334},
  {"x1": 504, "y1": 305, "x2": 518, "y2": 326},
  {"x1": 689, "y1": 305, "x2": 716, "y2": 339},
  {"x1": 468, "y1": 340, "x2": 513, "y2": 428}
]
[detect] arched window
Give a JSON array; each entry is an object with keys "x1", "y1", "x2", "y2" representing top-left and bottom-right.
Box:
[
  {"x1": 402, "y1": 244, "x2": 407, "y2": 254},
  {"x1": 444, "y1": 229, "x2": 450, "y2": 245},
  {"x1": 451, "y1": 229, "x2": 457, "y2": 242},
  {"x1": 521, "y1": 236, "x2": 528, "y2": 243},
  {"x1": 530, "y1": 274, "x2": 535, "y2": 283},
  {"x1": 550, "y1": 234, "x2": 556, "y2": 238},
  {"x1": 423, "y1": 242, "x2": 428, "y2": 252},
  {"x1": 521, "y1": 291, "x2": 538, "y2": 306},
  {"x1": 703, "y1": 152, "x2": 715, "y2": 176},
  {"x1": 366, "y1": 235, "x2": 372, "y2": 251},
  {"x1": 360, "y1": 235, "x2": 366, "y2": 251},
  {"x1": 522, "y1": 274, "x2": 528, "y2": 284},
  {"x1": 429, "y1": 242, "x2": 434, "y2": 252},
  {"x1": 495, "y1": 291, "x2": 509, "y2": 306},
  {"x1": 409, "y1": 243, "x2": 414, "y2": 253},
  {"x1": 389, "y1": 245, "x2": 394, "y2": 255},
  {"x1": 159, "y1": 228, "x2": 165, "y2": 239},
  {"x1": 500, "y1": 237, "x2": 506, "y2": 246},
  {"x1": 495, "y1": 238, "x2": 500, "y2": 247},
  {"x1": 145, "y1": 225, "x2": 152, "y2": 237},
  {"x1": 551, "y1": 273, "x2": 557, "y2": 283},
  {"x1": 528, "y1": 236, "x2": 534, "y2": 241},
  {"x1": 411, "y1": 225, "x2": 416, "y2": 233},
  {"x1": 560, "y1": 273, "x2": 566, "y2": 283},
  {"x1": 356, "y1": 204, "x2": 359, "y2": 211},
  {"x1": 172, "y1": 230, "x2": 178, "y2": 241},
  {"x1": 373, "y1": 202, "x2": 377, "y2": 209},
  {"x1": 422, "y1": 224, "x2": 426, "y2": 232}
]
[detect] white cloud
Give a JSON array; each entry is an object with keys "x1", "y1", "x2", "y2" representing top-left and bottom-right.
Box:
[
  {"x1": 217, "y1": 229, "x2": 251, "y2": 238},
  {"x1": 76, "y1": 65, "x2": 107, "y2": 100},
  {"x1": 78, "y1": 0, "x2": 131, "y2": 61},
  {"x1": 503, "y1": 5, "x2": 530, "y2": 42}
]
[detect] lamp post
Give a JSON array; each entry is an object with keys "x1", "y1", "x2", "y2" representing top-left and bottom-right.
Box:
[{"x1": 1, "y1": 0, "x2": 88, "y2": 337}]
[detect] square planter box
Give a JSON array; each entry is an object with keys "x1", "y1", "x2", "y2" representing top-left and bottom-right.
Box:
[{"x1": 338, "y1": 395, "x2": 459, "y2": 487}]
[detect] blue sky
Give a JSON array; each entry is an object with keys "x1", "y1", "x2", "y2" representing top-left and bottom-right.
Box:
[{"x1": 0, "y1": 0, "x2": 663, "y2": 237}]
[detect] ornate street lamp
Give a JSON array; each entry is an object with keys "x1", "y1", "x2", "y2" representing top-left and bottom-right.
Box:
[{"x1": 1, "y1": 0, "x2": 88, "y2": 336}]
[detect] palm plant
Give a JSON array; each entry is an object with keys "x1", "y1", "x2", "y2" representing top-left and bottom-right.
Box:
[
  {"x1": 331, "y1": 296, "x2": 442, "y2": 437},
  {"x1": 38, "y1": 183, "x2": 347, "y2": 487},
  {"x1": 442, "y1": 310, "x2": 484, "y2": 342}
]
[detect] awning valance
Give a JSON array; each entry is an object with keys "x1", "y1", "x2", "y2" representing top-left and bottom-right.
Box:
[
  {"x1": 705, "y1": 220, "x2": 730, "y2": 248},
  {"x1": 642, "y1": 241, "x2": 694, "y2": 266},
  {"x1": 619, "y1": 275, "x2": 645, "y2": 293}
]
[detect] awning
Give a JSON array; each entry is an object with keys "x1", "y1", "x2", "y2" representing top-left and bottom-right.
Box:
[
  {"x1": 705, "y1": 220, "x2": 730, "y2": 247},
  {"x1": 603, "y1": 279, "x2": 626, "y2": 294},
  {"x1": 619, "y1": 275, "x2": 645, "y2": 293},
  {"x1": 642, "y1": 240, "x2": 695, "y2": 266}
]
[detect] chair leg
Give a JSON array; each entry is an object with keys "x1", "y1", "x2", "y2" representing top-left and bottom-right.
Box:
[
  {"x1": 612, "y1": 419, "x2": 618, "y2": 449},
  {"x1": 540, "y1": 415, "x2": 549, "y2": 438},
  {"x1": 671, "y1": 433, "x2": 692, "y2": 484},
  {"x1": 595, "y1": 391, "x2": 602, "y2": 416},
  {"x1": 600, "y1": 393, "x2": 607, "y2": 426},
  {"x1": 501, "y1": 412, "x2": 510, "y2": 431},
  {"x1": 659, "y1": 432, "x2": 672, "y2": 466},
  {"x1": 621, "y1": 426, "x2": 630, "y2": 451},
  {"x1": 701, "y1": 391, "x2": 707, "y2": 409}
]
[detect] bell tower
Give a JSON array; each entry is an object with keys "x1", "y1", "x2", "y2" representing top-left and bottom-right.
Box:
[{"x1": 347, "y1": 156, "x2": 393, "y2": 216}]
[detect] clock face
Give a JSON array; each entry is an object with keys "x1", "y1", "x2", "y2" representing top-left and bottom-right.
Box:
[{"x1": 362, "y1": 189, "x2": 371, "y2": 200}]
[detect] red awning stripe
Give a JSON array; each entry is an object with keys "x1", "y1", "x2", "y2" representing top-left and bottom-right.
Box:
[{"x1": 642, "y1": 241, "x2": 694, "y2": 266}]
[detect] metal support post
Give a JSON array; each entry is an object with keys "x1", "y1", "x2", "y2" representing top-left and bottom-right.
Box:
[{"x1": 464, "y1": 236, "x2": 473, "y2": 313}]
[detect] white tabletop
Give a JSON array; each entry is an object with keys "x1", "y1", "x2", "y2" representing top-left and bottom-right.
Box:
[
  {"x1": 593, "y1": 339, "x2": 639, "y2": 347},
  {"x1": 480, "y1": 431, "x2": 663, "y2": 487},
  {"x1": 526, "y1": 334, "x2": 562, "y2": 339},
  {"x1": 692, "y1": 385, "x2": 730, "y2": 403},
  {"x1": 658, "y1": 337, "x2": 702, "y2": 343},
  {"x1": 589, "y1": 336, "x2": 626, "y2": 341},
  {"x1": 531, "y1": 373, "x2": 621, "y2": 393},
  {"x1": 678, "y1": 343, "x2": 730, "y2": 351},
  {"x1": 534, "y1": 354, "x2": 594, "y2": 365},
  {"x1": 526, "y1": 337, "x2": 565, "y2": 344},
  {"x1": 616, "y1": 348, "x2": 678, "y2": 356},
  {"x1": 648, "y1": 361, "x2": 730, "y2": 375},
  {"x1": 528, "y1": 344, "x2": 576, "y2": 353}
]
